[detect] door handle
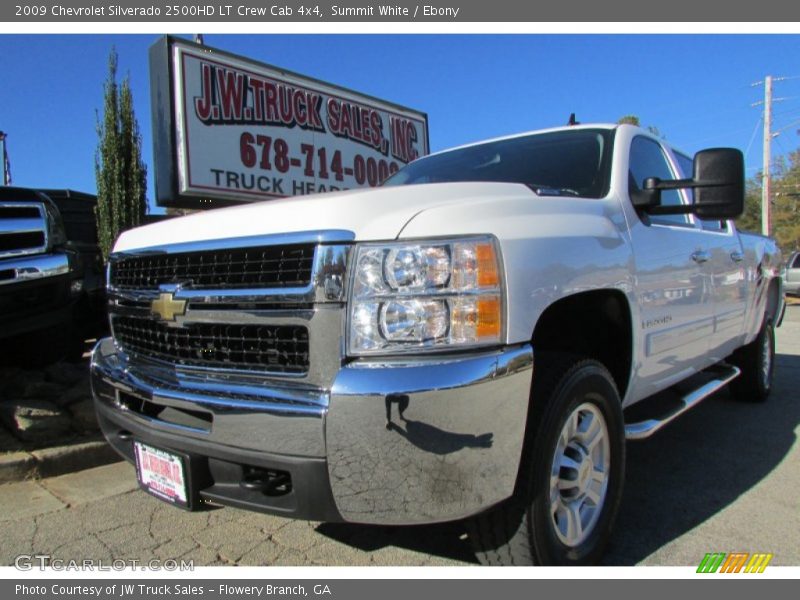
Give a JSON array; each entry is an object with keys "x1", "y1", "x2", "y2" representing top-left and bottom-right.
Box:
[
  {"x1": 691, "y1": 250, "x2": 711, "y2": 264},
  {"x1": 730, "y1": 251, "x2": 744, "y2": 263}
]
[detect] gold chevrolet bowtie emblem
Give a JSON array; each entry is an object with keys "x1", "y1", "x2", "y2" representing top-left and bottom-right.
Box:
[{"x1": 150, "y1": 293, "x2": 187, "y2": 321}]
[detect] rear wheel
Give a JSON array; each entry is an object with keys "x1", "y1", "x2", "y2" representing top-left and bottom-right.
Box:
[
  {"x1": 729, "y1": 317, "x2": 775, "y2": 403},
  {"x1": 468, "y1": 355, "x2": 625, "y2": 565}
]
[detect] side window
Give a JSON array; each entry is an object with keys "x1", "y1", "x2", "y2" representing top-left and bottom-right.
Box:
[
  {"x1": 792, "y1": 254, "x2": 800, "y2": 269},
  {"x1": 675, "y1": 151, "x2": 728, "y2": 232},
  {"x1": 629, "y1": 137, "x2": 690, "y2": 226}
]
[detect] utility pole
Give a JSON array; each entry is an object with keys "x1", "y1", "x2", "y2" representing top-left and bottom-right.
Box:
[
  {"x1": 762, "y1": 75, "x2": 773, "y2": 236},
  {"x1": 0, "y1": 131, "x2": 9, "y2": 186}
]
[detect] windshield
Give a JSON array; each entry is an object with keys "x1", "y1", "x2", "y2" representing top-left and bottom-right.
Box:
[{"x1": 383, "y1": 128, "x2": 614, "y2": 198}]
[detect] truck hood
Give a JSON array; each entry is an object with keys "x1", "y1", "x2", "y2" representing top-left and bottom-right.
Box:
[{"x1": 113, "y1": 182, "x2": 535, "y2": 252}]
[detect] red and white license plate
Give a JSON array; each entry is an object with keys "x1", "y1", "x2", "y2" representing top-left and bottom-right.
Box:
[{"x1": 133, "y1": 442, "x2": 190, "y2": 508}]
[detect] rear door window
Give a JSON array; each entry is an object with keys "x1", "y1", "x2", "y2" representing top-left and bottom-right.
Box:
[
  {"x1": 629, "y1": 137, "x2": 690, "y2": 226},
  {"x1": 675, "y1": 151, "x2": 727, "y2": 232}
]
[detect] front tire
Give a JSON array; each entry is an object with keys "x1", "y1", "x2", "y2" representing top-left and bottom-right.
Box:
[
  {"x1": 729, "y1": 318, "x2": 775, "y2": 403},
  {"x1": 468, "y1": 355, "x2": 625, "y2": 565}
]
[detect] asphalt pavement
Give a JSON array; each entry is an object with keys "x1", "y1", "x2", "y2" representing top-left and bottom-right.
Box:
[{"x1": 1, "y1": 307, "x2": 798, "y2": 567}]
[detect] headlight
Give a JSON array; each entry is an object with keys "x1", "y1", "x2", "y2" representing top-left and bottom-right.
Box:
[{"x1": 348, "y1": 236, "x2": 504, "y2": 355}]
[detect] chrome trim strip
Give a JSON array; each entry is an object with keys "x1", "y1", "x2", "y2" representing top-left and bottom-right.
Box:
[
  {"x1": 91, "y1": 337, "x2": 328, "y2": 457},
  {"x1": 331, "y1": 346, "x2": 525, "y2": 396},
  {"x1": 110, "y1": 286, "x2": 317, "y2": 304},
  {"x1": 714, "y1": 307, "x2": 746, "y2": 333},
  {"x1": 0, "y1": 253, "x2": 70, "y2": 286},
  {"x1": 108, "y1": 241, "x2": 351, "y2": 306},
  {"x1": 625, "y1": 365, "x2": 740, "y2": 440},
  {"x1": 0, "y1": 218, "x2": 44, "y2": 234},
  {"x1": 121, "y1": 410, "x2": 210, "y2": 435},
  {"x1": 645, "y1": 316, "x2": 716, "y2": 357},
  {"x1": 0, "y1": 202, "x2": 48, "y2": 259},
  {"x1": 163, "y1": 308, "x2": 317, "y2": 325},
  {"x1": 0, "y1": 202, "x2": 45, "y2": 214}
]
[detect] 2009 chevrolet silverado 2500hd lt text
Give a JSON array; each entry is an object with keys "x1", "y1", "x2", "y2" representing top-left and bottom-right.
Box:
[{"x1": 91, "y1": 124, "x2": 783, "y2": 565}]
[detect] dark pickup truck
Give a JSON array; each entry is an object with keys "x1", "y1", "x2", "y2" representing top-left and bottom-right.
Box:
[{"x1": 0, "y1": 186, "x2": 105, "y2": 364}]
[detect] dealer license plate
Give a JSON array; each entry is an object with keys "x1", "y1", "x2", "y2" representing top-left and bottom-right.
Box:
[{"x1": 133, "y1": 442, "x2": 190, "y2": 508}]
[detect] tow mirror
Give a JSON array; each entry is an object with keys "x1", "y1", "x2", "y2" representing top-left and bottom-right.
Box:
[
  {"x1": 638, "y1": 148, "x2": 745, "y2": 220},
  {"x1": 692, "y1": 148, "x2": 744, "y2": 220}
]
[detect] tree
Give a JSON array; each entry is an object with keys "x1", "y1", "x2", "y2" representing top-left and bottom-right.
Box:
[
  {"x1": 617, "y1": 115, "x2": 665, "y2": 139},
  {"x1": 736, "y1": 176, "x2": 762, "y2": 234},
  {"x1": 95, "y1": 48, "x2": 147, "y2": 261},
  {"x1": 617, "y1": 115, "x2": 640, "y2": 126},
  {"x1": 735, "y1": 151, "x2": 800, "y2": 253}
]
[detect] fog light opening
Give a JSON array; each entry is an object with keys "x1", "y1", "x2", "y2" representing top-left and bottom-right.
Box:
[{"x1": 239, "y1": 467, "x2": 293, "y2": 497}]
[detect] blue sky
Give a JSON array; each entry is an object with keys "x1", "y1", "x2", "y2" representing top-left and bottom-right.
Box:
[{"x1": 2, "y1": 34, "x2": 800, "y2": 212}]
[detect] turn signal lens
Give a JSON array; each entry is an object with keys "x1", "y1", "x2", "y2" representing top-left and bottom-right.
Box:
[
  {"x1": 476, "y1": 243, "x2": 500, "y2": 288},
  {"x1": 476, "y1": 297, "x2": 502, "y2": 339}
]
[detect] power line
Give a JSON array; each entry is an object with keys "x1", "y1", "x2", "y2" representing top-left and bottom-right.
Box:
[
  {"x1": 679, "y1": 124, "x2": 762, "y2": 147},
  {"x1": 744, "y1": 117, "x2": 764, "y2": 160},
  {"x1": 773, "y1": 118, "x2": 800, "y2": 135},
  {"x1": 774, "y1": 134, "x2": 791, "y2": 163}
]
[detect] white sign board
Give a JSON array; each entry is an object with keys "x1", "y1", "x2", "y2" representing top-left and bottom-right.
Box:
[{"x1": 161, "y1": 39, "x2": 429, "y2": 206}]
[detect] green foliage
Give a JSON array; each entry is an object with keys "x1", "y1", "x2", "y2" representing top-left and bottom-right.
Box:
[
  {"x1": 617, "y1": 116, "x2": 665, "y2": 139},
  {"x1": 94, "y1": 48, "x2": 147, "y2": 262},
  {"x1": 736, "y1": 177, "x2": 762, "y2": 234},
  {"x1": 617, "y1": 115, "x2": 640, "y2": 126},
  {"x1": 736, "y1": 150, "x2": 800, "y2": 254}
]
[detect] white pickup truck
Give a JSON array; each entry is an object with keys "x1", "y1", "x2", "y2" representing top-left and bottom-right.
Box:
[{"x1": 91, "y1": 123, "x2": 783, "y2": 565}]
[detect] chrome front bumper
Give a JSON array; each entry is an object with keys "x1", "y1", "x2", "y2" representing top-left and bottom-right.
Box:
[
  {"x1": 0, "y1": 252, "x2": 70, "y2": 286},
  {"x1": 91, "y1": 338, "x2": 533, "y2": 525}
]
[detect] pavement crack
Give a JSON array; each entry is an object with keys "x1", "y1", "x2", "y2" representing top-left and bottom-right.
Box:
[
  {"x1": 178, "y1": 543, "x2": 202, "y2": 558},
  {"x1": 92, "y1": 532, "x2": 116, "y2": 560},
  {"x1": 145, "y1": 505, "x2": 159, "y2": 542},
  {"x1": 36, "y1": 481, "x2": 72, "y2": 509},
  {"x1": 30, "y1": 515, "x2": 42, "y2": 550}
]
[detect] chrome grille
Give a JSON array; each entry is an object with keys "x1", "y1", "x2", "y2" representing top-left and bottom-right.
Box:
[
  {"x1": 112, "y1": 315, "x2": 310, "y2": 374},
  {"x1": 106, "y1": 233, "x2": 353, "y2": 386},
  {"x1": 0, "y1": 202, "x2": 47, "y2": 259},
  {"x1": 109, "y1": 243, "x2": 315, "y2": 290}
]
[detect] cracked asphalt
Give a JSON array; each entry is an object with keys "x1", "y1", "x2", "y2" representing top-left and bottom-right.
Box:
[
  {"x1": 0, "y1": 462, "x2": 473, "y2": 566},
  {"x1": 1, "y1": 306, "x2": 798, "y2": 567}
]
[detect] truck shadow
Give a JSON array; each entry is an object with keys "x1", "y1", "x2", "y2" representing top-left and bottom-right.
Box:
[
  {"x1": 602, "y1": 351, "x2": 800, "y2": 565},
  {"x1": 315, "y1": 520, "x2": 478, "y2": 564},
  {"x1": 317, "y1": 352, "x2": 799, "y2": 566}
]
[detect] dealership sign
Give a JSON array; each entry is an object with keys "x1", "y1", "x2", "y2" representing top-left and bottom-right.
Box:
[{"x1": 150, "y1": 36, "x2": 429, "y2": 208}]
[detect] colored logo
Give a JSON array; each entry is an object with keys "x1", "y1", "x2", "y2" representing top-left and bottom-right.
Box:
[
  {"x1": 697, "y1": 552, "x2": 773, "y2": 573},
  {"x1": 150, "y1": 292, "x2": 187, "y2": 322}
]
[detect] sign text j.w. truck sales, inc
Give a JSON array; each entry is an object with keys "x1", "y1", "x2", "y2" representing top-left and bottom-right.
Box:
[{"x1": 151, "y1": 36, "x2": 429, "y2": 208}]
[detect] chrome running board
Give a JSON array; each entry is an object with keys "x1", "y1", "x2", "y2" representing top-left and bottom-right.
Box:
[{"x1": 625, "y1": 365, "x2": 741, "y2": 440}]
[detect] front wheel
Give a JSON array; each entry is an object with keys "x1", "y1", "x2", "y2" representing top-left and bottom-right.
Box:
[{"x1": 468, "y1": 356, "x2": 626, "y2": 565}]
